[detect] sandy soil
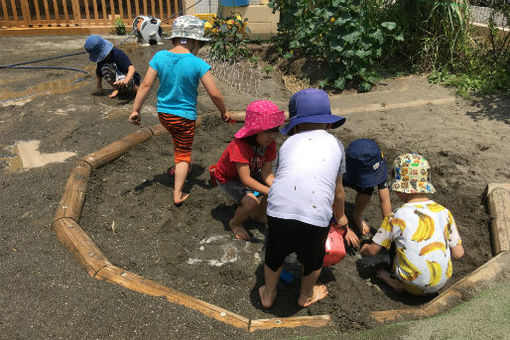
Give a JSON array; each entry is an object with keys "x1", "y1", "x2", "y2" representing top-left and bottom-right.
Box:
[{"x1": 1, "y1": 36, "x2": 509, "y2": 338}]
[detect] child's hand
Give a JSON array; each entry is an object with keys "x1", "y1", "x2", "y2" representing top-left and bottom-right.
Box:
[
  {"x1": 344, "y1": 226, "x2": 360, "y2": 248},
  {"x1": 114, "y1": 78, "x2": 129, "y2": 87},
  {"x1": 221, "y1": 110, "x2": 231, "y2": 122},
  {"x1": 129, "y1": 112, "x2": 141, "y2": 126}
]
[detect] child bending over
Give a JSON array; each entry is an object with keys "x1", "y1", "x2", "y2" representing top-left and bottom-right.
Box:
[
  {"x1": 129, "y1": 15, "x2": 229, "y2": 205},
  {"x1": 214, "y1": 100, "x2": 285, "y2": 240},
  {"x1": 360, "y1": 153, "x2": 464, "y2": 295},
  {"x1": 259, "y1": 89, "x2": 348, "y2": 308},
  {"x1": 84, "y1": 35, "x2": 140, "y2": 98},
  {"x1": 343, "y1": 138, "x2": 392, "y2": 247}
]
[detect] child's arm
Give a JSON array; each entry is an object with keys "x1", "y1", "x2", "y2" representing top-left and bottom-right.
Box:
[
  {"x1": 114, "y1": 65, "x2": 136, "y2": 87},
  {"x1": 379, "y1": 187, "x2": 392, "y2": 218},
  {"x1": 332, "y1": 175, "x2": 360, "y2": 247},
  {"x1": 360, "y1": 242, "x2": 382, "y2": 257},
  {"x1": 237, "y1": 163, "x2": 270, "y2": 196},
  {"x1": 451, "y1": 244, "x2": 464, "y2": 259},
  {"x1": 261, "y1": 161, "x2": 275, "y2": 187},
  {"x1": 129, "y1": 67, "x2": 157, "y2": 125},
  {"x1": 96, "y1": 75, "x2": 103, "y2": 94},
  {"x1": 200, "y1": 71, "x2": 230, "y2": 122}
]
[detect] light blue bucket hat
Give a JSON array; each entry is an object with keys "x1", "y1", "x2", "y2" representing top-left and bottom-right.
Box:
[
  {"x1": 84, "y1": 35, "x2": 113, "y2": 62},
  {"x1": 167, "y1": 15, "x2": 211, "y2": 41}
]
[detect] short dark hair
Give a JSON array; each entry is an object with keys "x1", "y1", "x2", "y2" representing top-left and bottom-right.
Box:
[{"x1": 241, "y1": 134, "x2": 259, "y2": 146}]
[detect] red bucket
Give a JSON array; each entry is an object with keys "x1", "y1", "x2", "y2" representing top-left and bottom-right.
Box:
[
  {"x1": 209, "y1": 165, "x2": 217, "y2": 186},
  {"x1": 323, "y1": 227, "x2": 346, "y2": 267}
]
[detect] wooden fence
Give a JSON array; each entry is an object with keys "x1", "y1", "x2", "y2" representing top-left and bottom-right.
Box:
[{"x1": 0, "y1": 0, "x2": 181, "y2": 33}]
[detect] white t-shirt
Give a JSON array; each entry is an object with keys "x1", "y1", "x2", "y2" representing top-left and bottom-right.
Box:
[{"x1": 267, "y1": 129, "x2": 346, "y2": 227}]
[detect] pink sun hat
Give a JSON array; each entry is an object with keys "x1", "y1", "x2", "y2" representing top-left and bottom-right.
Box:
[{"x1": 234, "y1": 100, "x2": 286, "y2": 138}]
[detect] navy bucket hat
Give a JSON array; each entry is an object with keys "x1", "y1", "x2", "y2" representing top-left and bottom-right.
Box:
[
  {"x1": 344, "y1": 139, "x2": 388, "y2": 188},
  {"x1": 280, "y1": 88, "x2": 346, "y2": 135},
  {"x1": 84, "y1": 35, "x2": 113, "y2": 62}
]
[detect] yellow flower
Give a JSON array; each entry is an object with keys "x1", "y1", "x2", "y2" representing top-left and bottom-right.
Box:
[
  {"x1": 330, "y1": 17, "x2": 335, "y2": 23},
  {"x1": 204, "y1": 22, "x2": 212, "y2": 31}
]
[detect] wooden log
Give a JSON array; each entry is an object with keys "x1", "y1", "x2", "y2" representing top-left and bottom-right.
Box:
[
  {"x1": 53, "y1": 217, "x2": 110, "y2": 276},
  {"x1": 54, "y1": 160, "x2": 92, "y2": 222},
  {"x1": 249, "y1": 315, "x2": 332, "y2": 332},
  {"x1": 81, "y1": 128, "x2": 153, "y2": 170},
  {"x1": 147, "y1": 124, "x2": 168, "y2": 136},
  {"x1": 95, "y1": 265, "x2": 250, "y2": 329},
  {"x1": 488, "y1": 187, "x2": 510, "y2": 253}
]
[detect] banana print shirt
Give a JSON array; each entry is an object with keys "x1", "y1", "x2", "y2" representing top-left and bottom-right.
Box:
[{"x1": 372, "y1": 200, "x2": 462, "y2": 295}]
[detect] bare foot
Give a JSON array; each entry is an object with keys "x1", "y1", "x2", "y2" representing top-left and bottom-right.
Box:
[
  {"x1": 298, "y1": 285, "x2": 329, "y2": 307},
  {"x1": 376, "y1": 269, "x2": 405, "y2": 293},
  {"x1": 229, "y1": 219, "x2": 250, "y2": 240},
  {"x1": 355, "y1": 218, "x2": 371, "y2": 235},
  {"x1": 173, "y1": 192, "x2": 189, "y2": 206},
  {"x1": 258, "y1": 285, "x2": 277, "y2": 309},
  {"x1": 108, "y1": 89, "x2": 119, "y2": 98}
]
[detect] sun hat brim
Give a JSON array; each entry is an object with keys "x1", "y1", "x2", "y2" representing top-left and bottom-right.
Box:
[
  {"x1": 280, "y1": 114, "x2": 346, "y2": 135},
  {"x1": 234, "y1": 111, "x2": 286, "y2": 139},
  {"x1": 165, "y1": 33, "x2": 211, "y2": 41},
  {"x1": 88, "y1": 39, "x2": 113, "y2": 62},
  {"x1": 391, "y1": 179, "x2": 436, "y2": 194}
]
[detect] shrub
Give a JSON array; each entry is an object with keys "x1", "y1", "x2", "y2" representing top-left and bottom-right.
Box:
[
  {"x1": 205, "y1": 12, "x2": 251, "y2": 61},
  {"x1": 112, "y1": 18, "x2": 127, "y2": 35}
]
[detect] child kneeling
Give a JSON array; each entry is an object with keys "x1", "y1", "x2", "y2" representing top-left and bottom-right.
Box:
[
  {"x1": 259, "y1": 89, "x2": 348, "y2": 308},
  {"x1": 361, "y1": 153, "x2": 464, "y2": 295},
  {"x1": 214, "y1": 100, "x2": 285, "y2": 240}
]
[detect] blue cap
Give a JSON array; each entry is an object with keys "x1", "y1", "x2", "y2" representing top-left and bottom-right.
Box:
[
  {"x1": 84, "y1": 35, "x2": 113, "y2": 62},
  {"x1": 344, "y1": 139, "x2": 388, "y2": 188},
  {"x1": 280, "y1": 88, "x2": 346, "y2": 135}
]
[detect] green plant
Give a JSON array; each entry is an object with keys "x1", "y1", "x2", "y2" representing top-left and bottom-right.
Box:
[
  {"x1": 112, "y1": 18, "x2": 126, "y2": 35},
  {"x1": 205, "y1": 12, "x2": 251, "y2": 61},
  {"x1": 268, "y1": 0, "x2": 402, "y2": 91},
  {"x1": 263, "y1": 65, "x2": 274, "y2": 76}
]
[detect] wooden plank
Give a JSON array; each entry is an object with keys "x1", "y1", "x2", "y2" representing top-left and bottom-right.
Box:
[
  {"x1": 51, "y1": 0, "x2": 60, "y2": 25},
  {"x1": 1, "y1": 0, "x2": 9, "y2": 25},
  {"x1": 9, "y1": 0, "x2": 18, "y2": 22},
  {"x1": 70, "y1": 0, "x2": 80, "y2": 23},
  {"x1": 54, "y1": 160, "x2": 92, "y2": 222},
  {"x1": 108, "y1": 0, "x2": 114, "y2": 20},
  {"x1": 250, "y1": 315, "x2": 332, "y2": 332},
  {"x1": 95, "y1": 265, "x2": 250, "y2": 329},
  {"x1": 53, "y1": 217, "x2": 110, "y2": 277},
  {"x1": 100, "y1": 0, "x2": 106, "y2": 21},
  {"x1": 118, "y1": 0, "x2": 123, "y2": 20},
  {"x1": 151, "y1": 0, "x2": 155, "y2": 17},
  {"x1": 33, "y1": 0, "x2": 41, "y2": 23},
  {"x1": 42, "y1": 0, "x2": 50, "y2": 22},
  {"x1": 61, "y1": 0, "x2": 69, "y2": 24},
  {"x1": 91, "y1": 0, "x2": 98, "y2": 23},
  {"x1": 81, "y1": 128, "x2": 153, "y2": 169},
  {"x1": 126, "y1": 0, "x2": 131, "y2": 21},
  {"x1": 134, "y1": 0, "x2": 139, "y2": 16},
  {"x1": 142, "y1": 0, "x2": 147, "y2": 16},
  {"x1": 158, "y1": 0, "x2": 162, "y2": 21},
  {"x1": 488, "y1": 187, "x2": 510, "y2": 253},
  {"x1": 172, "y1": 0, "x2": 177, "y2": 17}
]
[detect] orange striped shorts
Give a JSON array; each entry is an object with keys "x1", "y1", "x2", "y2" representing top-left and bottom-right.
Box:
[{"x1": 158, "y1": 113, "x2": 196, "y2": 164}]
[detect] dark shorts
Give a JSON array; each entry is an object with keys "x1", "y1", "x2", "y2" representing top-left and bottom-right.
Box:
[
  {"x1": 217, "y1": 172, "x2": 264, "y2": 203},
  {"x1": 343, "y1": 177, "x2": 388, "y2": 196},
  {"x1": 265, "y1": 216, "x2": 330, "y2": 276}
]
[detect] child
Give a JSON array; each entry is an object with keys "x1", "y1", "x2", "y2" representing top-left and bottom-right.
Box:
[
  {"x1": 84, "y1": 35, "x2": 140, "y2": 98},
  {"x1": 214, "y1": 100, "x2": 285, "y2": 240},
  {"x1": 258, "y1": 88, "x2": 348, "y2": 308},
  {"x1": 129, "y1": 15, "x2": 230, "y2": 205},
  {"x1": 360, "y1": 153, "x2": 464, "y2": 295},
  {"x1": 343, "y1": 138, "x2": 392, "y2": 247}
]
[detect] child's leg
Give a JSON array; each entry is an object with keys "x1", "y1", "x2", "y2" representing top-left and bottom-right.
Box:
[
  {"x1": 230, "y1": 193, "x2": 259, "y2": 239},
  {"x1": 376, "y1": 269, "x2": 405, "y2": 293},
  {"x1": 298, "y1": 268, "x2": 329, "y2": 307},
  {"x1": 354, "y1": 192, "x2": 372, "y2": 235},
  {"x1": 173, "y1": 161, "x2": 190, "y2": 205},
  {"x1": 258, "y1": 263, "x2": 283, "y2": 308},
  {"x1": 250, "y1": 195, "x2": 267, "y2": 226}
]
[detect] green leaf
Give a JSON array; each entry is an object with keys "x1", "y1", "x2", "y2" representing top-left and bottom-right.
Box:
[
  {"x1": 318, "y1": 79, "x2": 329, "y2": 88},
  {"x1": 381, "y1": 22, "x2": 396, "y2": 31},
  {"x1": 342, "y1": 31, "x2": 361, "y2": 44},
  {"x1": 283, "y1": 52, "x2": 293, "y2": 59},
  {"x1": 334, "y1": 77, "x2": 346, "y2": 90},
  {"x1": 358, "y1": 82, "x2": 372, "y2": 92},
  {"x1": 395, "y1": 32, "x2": 404, "y2": 41}
]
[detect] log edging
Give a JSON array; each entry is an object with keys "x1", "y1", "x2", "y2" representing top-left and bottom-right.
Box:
[{"x1": 52, "y1": 124, "x2": 332, "y2": 332}]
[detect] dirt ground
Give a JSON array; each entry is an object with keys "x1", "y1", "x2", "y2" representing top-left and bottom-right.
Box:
[{"x1": 1, "y1": 35, "x2": 509, "y2": 338}]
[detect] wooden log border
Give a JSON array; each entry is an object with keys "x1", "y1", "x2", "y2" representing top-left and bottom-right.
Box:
[
  {"x1": 371, "y1": 183, "x2": 510, "y2": 323},
  {"x1": 52, "y1": 124, "x2": 332, "y2": 332}
]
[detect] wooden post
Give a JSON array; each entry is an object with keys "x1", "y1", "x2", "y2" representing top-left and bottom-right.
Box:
[
  {"x1": 53, "y1": 217, "x2": 110, "y2": 276},
  {"x1": 126, "y1": 0, "x2": 132, "y2": 21},
  {"x1": 61, "y1": 0, "x2": 70, "y2": 25},
  {"x1": 9, "y1": 0, "x2": 18, "y2": 23},
  {"x1": 142, "y1": 0, "x2": 147, "y2": 16},
  {"x1": 70, "y1": 0, "x2": 81, "y2": 24},
  {"x1": 150, "y1": 0, "x2": 155, "y2": 18},
  {"x1": 52, "y1": 0, "x2": 60, "y2": 25},
  {"x1": 42, "y1": 0, "x2": 50, "y2": 23},
  {"x1": 488, "y1": 188, "x2": 510, "y2": 253},
  {"x1": 32, "y1": 0, "x2": 41, "y2": 24},
  {"x1": 1, "y1": 0, "x2": 8, "y2": 25},
  {"x1": 158, "y1": 0, "x2": 163, "y2": 21},
  {"x1": 249, "y1": 315, "x2": 332, "y2": 332},
  {"x1": 20, "y1": 0, "x2": 31, "y2": 27},
  {"x1": 81, "y1": 128, "x2": 153, "y2": 169},
  {"x1": 100, "y1": 0, "x2": 106, "y2": 22},
  {"x1": 54, "y1": 160, "x2": 92, "y2": 222}
]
